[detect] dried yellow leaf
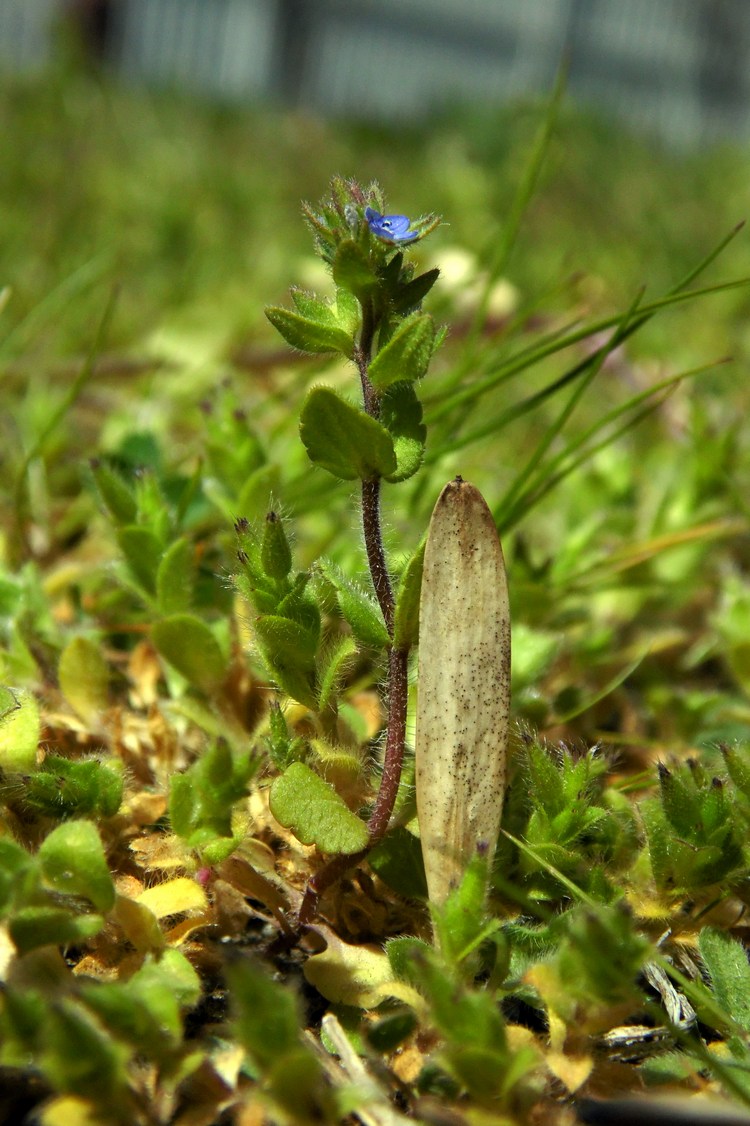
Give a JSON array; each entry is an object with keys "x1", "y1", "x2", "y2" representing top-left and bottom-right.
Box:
[
  {"x1": 545, "y1": 1050, "x2": 594, "y2": 1092},
  {"x1": 136, "y1": 876, "x2": 207, "y2": 919},
  {"x1": 415, "y1": 478, "x2": 510, "y2": 907},
  {"x1": 303, "y1": 924, "x2": 395, "y2": 1008}
]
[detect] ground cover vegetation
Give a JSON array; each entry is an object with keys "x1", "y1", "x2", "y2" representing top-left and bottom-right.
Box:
[{"x1": 2, "y1": 57, "x2": 750, "y2": 1125}]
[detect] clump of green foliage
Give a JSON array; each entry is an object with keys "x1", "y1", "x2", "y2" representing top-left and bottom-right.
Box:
[{"x1": 2, "y1": 62, "x2": 750, "y2": 1125}]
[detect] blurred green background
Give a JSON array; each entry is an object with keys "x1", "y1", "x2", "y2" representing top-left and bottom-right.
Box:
[{"x1": 3, "y1": 19, "x2": 750, "y2": 756}]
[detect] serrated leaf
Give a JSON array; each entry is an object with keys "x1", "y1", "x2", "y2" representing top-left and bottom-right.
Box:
[
  {"x1": 269, "y1": 761, "x2": 368, "y2": 854},
  {"x1": 369, "y1": 313, "x2": 435, "y2": 390},
  {"x1": 58, "y1": 636, "x2": 109, "y2": 723},
  {"x1": 156, "y1": 537, "x2": 194, "y2": 614},
  {"x1": 393, "y1": 541, "x2": 425, "y2": 649},
  {"x1": 415, "y1": 479, "x2": 511, "y2": 915},
  {"x1": 380, "y1": 382, "x2": 427, "y2": 483},
  {"x1": 0, "y1": 687, "x2": 39, "y2": 770},
  {"x1": 319, "y1": 559, "x2": 390, "y2": 648},
  {"x1": 300, "y1": 387, "x2": 396, "y2": 481},
  {"x1": 117, "y1": 525, "x2": 163, "y2": 596},
  {"x1": 265, "y1": 306, "x2": 353, "y2": 356},
  {"x1": 152, "y1": 614, "x2": 226, "y2": 694},
  {"x1": 332, "y1": 239, "x2": 378, "y2": 295},
  {"x1": 39, "y1": 819, "x2": 115, "y2": 913}
]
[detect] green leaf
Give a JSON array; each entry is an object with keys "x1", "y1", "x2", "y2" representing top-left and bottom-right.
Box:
[
  {"x1": 369, "y1": 313, "x2": 435, "y2": 390},
  {"x1": 168, "y1": 772, "x2": 199, "y2": 840},
  {"x1": 335, "y1": 287, "x2": 360, "y2": 335},
  {"x1": 58, "y1": 636, "x2": 109, "y2": 723},
  {"x1": 721, "y1": 744, "x2": 750, "y2": 800},
  {"x1": 391, "y1": 268, "x2": 441, "y2": 314},
  {"x1": 259, "y1": 659, "x2": 318, "y2": 711},
  {"x1": 368, "y1": 827, "x2": 427, "y2": 900},
  {"x1": 380, "y1": 382, "x2": 427, "y2": 483},
  {"x1": 156, "y1": 536, "x2": 194, "y2": 614},
  {"x1": 117, "y1": 525, "x2": 164, "y2": 595},
  {"x1": 393, "y1": 541, "x2": 425, "y2": 649},
  {"x1": 81, "y1": 979, "x2": 180, "y2": 1053},
  {"x1": 0, "y1": 839, "x2": 34, "y2": 913},
  {"x1": 265, "y1": 305, "x2": 353, "y2": 356},
  {"x1": 254, "y1": 614, "x2": 319, "y2": 664},
  {"x1": 289, "y1": 288, "x2": 337, "y2": 322},
  {"x1": 699, "y1": 927, "x2": 750, "y2": 1033},
  {"x1": 152, "y1": 613, "x2": 226, "y2": 694},
  {"x1": 318, "y1": 559, "x2": 390, "y2": 649},
  {"x1": 90, "y1": 461, "x2": 137, "y2": 525},
  {"x1": 433, "y1": 853, "x2": 491, "y2": 967},
  {"x1": 299, "y1": 387, "x2": 396, "y2": 481},
  {"x1": 332, "y1": 239, "x2": 378, "y2": 296},
  {"x1": 10, "y1": 907, "x2": 105, "y2": 955},
  {"x1": 317, "y1": 634, "x2": 357, "y2": 714},
  {"x1": 26, "y1": 755, "x2": 123, "y2": 819},
  {"x1": 38, "y1": 819, "x2": 115, "y2": 913},
  {"x1": 0, "y1": 688, "x2": 39, "y2": 771},
  {"x1": 236, "y1": 992, "x2": 338, "y2": 1115},
  {"x1": 41, "y1": 999, "x2": 129, "y2": 1099},
  {"x1": 269, "y1": 761, "x2": 369, "y2": 854},
  {"x1": 134, "y1": 947, "x2": 202, "y2": 1009},
  {"x1": 385, "y1": 935, "x2": 432, "y2": 983},
  {"x1": 261, "y1": 512, "x2": 292, "y2": 580},
  {"x1": 658, "y1": 763, "x2": 701, "y2": 837},
  {"x1": 365, "y1": 1009, "x2": 418, "y2": 1053}
]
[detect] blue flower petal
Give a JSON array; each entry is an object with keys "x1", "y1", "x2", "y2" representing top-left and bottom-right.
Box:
[{"x1": 365, "y1": 206, "x2": 419, "y2": 244}]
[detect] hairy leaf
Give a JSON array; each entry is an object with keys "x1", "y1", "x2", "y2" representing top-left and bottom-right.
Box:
[
  {"x1": 269, "y1": 762, "x2": 368, "y2": 854},
  {"x1": 300, "y1": 387, "x2": 396, "y2": 481}
]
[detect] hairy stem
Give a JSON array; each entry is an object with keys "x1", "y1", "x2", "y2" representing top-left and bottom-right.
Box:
[
  {"x1": 366, "y1": 644, "x2": 409, "y2": 840},
  {"x1": 361, "y1": 477, "x2": 394, "y2": 635},
  {"x1": 296, "y1": 298, "x2": 412, "y2": 928},
  {"x1": 297, "y1": 644, "x2": 409, "y2": 927}
]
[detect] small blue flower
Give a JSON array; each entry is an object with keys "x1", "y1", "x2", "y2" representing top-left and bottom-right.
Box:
[{"x1": 365, "y1": 206, "x2": 418, "y2": 244}]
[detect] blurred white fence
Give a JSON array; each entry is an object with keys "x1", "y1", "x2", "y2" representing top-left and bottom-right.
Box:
[{"x1": 0, "y1": 0, "x2": 749, "y2": 146}]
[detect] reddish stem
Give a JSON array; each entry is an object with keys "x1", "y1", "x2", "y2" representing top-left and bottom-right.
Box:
[
  {"x1": 367, "y1": 645, "x2": 409, "y2": 841},
  {"x1": 296, "y1": 285, "x2": 411, "y2": 929},
  {"x1": 361, "y1": 477, "x2": 394, "y2": 635}
]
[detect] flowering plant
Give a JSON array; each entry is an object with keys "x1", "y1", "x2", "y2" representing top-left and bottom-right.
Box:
[
  {"x1": 364, "y1": 206, "x2": 419, "y2": 243},
  {"x1": 255, "y1": 177, "x2": 451, "y2": 920}
]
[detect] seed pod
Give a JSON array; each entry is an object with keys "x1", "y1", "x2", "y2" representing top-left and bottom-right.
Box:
[{"x1": 415, "y1": 477, "x2": 511, "y2": 910}]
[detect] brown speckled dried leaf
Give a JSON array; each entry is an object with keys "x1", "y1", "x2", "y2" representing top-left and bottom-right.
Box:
[{"x1": 415, "y1": 478, "x2": 511, "y2": 909}]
